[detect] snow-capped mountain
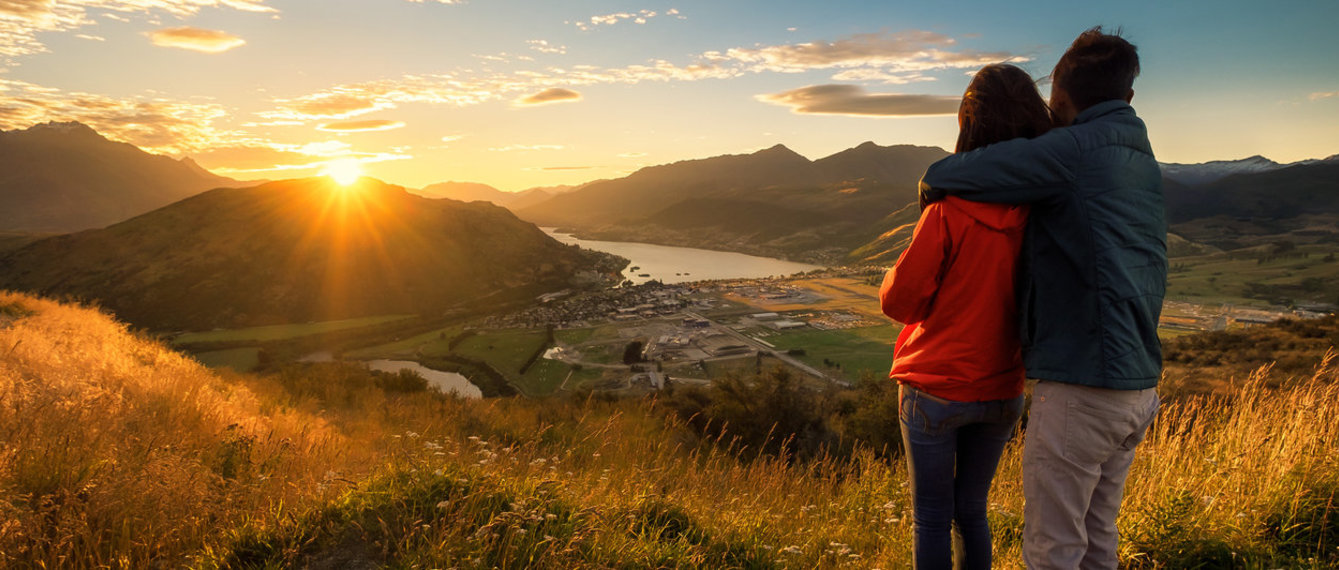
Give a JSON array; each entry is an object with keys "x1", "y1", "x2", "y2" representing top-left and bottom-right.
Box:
[{"x1": 1159, "y1": 155, "x2": 1284, "y2": 186}]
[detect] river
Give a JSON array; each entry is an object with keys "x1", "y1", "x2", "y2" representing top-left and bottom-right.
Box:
[
  {"x1": 366, "y1": 359, "x2": 483, "y2": 399},
  {"x1": 544, "y1": 229, "x2": 824, "y2": 285}
]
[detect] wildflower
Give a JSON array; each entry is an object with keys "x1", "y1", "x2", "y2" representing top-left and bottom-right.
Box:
[
  {"x1": 780, "y1": 545, "x2": 802, "y2": 555},
  {"x1": 545, "y1": 513, "x2": 558, "y2": 521},
  {"x1": 515, "y1": 529, "x2": 527, "y2": 535},
  {"x1": 437, "y1": 501, "x2": 451, "y2": 509},
  {"x1": 407, "y1": 431, "x2": 420, "y2": 438}
]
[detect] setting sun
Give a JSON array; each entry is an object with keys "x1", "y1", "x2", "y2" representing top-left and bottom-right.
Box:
[{"x1": 321, "y1": 159, "x2": 363, "y2": 186}]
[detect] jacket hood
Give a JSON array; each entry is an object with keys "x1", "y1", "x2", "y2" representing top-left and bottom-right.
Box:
[{"x1": 940, "y1": 196, "x2": 1027, "y2": 231}]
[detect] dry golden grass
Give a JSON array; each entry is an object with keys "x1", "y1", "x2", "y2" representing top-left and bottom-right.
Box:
[
  {"x1": 2, "y1": 291, "x2": 1335, "y2": 568},
  {"x1": 0, "y1": 292, "x2": 365, "y2": 567}
]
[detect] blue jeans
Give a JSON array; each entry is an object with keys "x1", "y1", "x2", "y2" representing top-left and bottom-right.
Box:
[{"x1": 900, "y1": 385, "x2": 1024, "y2": 570}]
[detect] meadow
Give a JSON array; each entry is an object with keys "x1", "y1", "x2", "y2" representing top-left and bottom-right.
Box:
[
  {"x1": 0, "y1": 291, "x2": 1336, "y2": 568},
  {"x1": 172, "y1": 315, "x2": 415, "y2": 344}
]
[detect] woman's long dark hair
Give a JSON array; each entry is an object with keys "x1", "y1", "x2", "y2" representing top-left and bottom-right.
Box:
[{"x1": 955, "y1": 64, "x2": 1052, "y2": 153}]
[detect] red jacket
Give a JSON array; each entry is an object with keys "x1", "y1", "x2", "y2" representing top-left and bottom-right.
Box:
[{"x1": 880, "y1": 197, "x2": 1027, "y2": 402}]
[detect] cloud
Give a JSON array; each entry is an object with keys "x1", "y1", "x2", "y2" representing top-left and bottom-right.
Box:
[
  {"x1": 757, "y1": 84, "x2": 959, "y2": 117},
  {"x1": 728, "y1": 31, "x2": 1021, "y2": 81},
  {"x1": 572, "y1": 8, "x2": 680, "y2": 31},
  {"x1": 316, "y1": 119, "x2": 405, "y2": 132},
  {"x1": 195, "y1": 140, "x2": 411, "y2": 174},
  {"x1": 261, "y1": 29, "x2": 1014, "y2": 122},
  {"x1": 489, "y1": 144, "x2": 564, "y2": 152},
  {"x1": 541, "y1": 166, "x2": 594, "y2": 170},
  {"x1": 149, "y1": 27, "x2": 246, "y2": 53},
  {"x1": 516, "y1": 87, "x2": 582, "y2": 106},
  {"x1": 0, "y1": 78, "x2": 235, "y2": 153},
  {"x1": 1310, "y1": 91, "x2": 1339, "y2": 101},
  {"x1": 266, "y1": 91, "x2": 395, "y2": 120},
  {"x1": 618, "y1": 152, "x2": 646, "y2": 158},
  {"x1": 527, "y1": 39, "x2": 565, "y2": 55},
  {"x1": 0, "y1": 0, "x2": 275, "y2": 64}
]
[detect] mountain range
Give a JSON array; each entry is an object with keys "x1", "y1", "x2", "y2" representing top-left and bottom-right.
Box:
[
  {"x1": 2, "y1": 120, "x2": 1336, "y2": 275},
  {"x1": 413, "y1": 181, "x2": 564, "y2": 211},
  {"x1": 0, "y1": 177, "x2": 618, "y2": 330},
  {"x1": 514, "y1": 142, "x2": 951, "y2": 264},
  {"x1": 0, "y1": 121, "x2": 247, "y2": 232}
]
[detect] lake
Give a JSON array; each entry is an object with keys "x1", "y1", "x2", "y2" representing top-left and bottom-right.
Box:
[
  {"x1": 544, "y1": 229, "x2": 824, "y2": 285},
  {"x1": 366, "y1": 359, "x2": 482, "y2": 399}
]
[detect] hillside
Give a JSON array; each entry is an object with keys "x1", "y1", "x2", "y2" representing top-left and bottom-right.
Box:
[
  {"x1": 1165, "y1": 161, "x2": 1339, "y2": 224},
  {"x1": 1, "y1": 292, "x2": 1335, "y2": 568},
  {"x1": 0, "y1": 177, "x2": 619, "y2": 330},
  {"x1": 516, "y1": 143, "x2": 948, "y2": 263},
  {"x1": 0, "y1": 121, "x2": 245, "y2": 232}
]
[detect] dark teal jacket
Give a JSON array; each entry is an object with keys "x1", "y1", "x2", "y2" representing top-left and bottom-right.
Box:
[{"x1": 919, "y1": 100, "x2": 1165, "y2": 390}]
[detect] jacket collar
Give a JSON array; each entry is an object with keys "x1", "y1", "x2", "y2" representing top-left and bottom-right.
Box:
[{"x1": 1074, "y1": 100, "x2": 1132, "y2": 125}]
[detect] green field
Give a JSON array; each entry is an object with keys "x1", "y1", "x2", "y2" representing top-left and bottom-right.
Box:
[
  {"x1": 1166, "y1": 244, "x2": 1339, "y2": 306},
  {"x1": 766, "y1": 326, "x2": 899, "y2": 380},
  {"x1": 174, "y1": 315, "x2": 414, "y2": 344},
  {"x1": 192, "y1": 347, "x2": 261, "y2": 372},
  {"x1": 344, "y1": 325, "x2": 465, "y2": 359}
]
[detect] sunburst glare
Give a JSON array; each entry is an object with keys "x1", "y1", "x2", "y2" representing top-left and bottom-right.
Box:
[{"x1": 321, "y1": 159, "x2": 363, "y2": 186}]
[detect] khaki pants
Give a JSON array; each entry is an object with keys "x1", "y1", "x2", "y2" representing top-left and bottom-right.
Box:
[{"x1": 1022, "y1": 381, "x2": 1159, "y2": 569}]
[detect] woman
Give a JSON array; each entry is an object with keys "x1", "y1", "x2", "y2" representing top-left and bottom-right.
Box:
[{"x1": 879, "y1": 63, "x2": 1051, "y2": 569}]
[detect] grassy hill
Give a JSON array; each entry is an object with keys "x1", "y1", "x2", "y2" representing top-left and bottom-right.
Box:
[
  {"x1": 0, "y1": 177, "x2": 619, "y2": 330},
  {"x1": 0, "y1": 121, "x2": 246, "y2": 232},
  {"x1": 1, "y1": 292, "x2": 1336, "y2": 568}
]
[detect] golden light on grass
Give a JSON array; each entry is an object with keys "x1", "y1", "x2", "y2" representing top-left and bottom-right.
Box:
[{"x1": 320, "y1": 158, "x2": 364, "y2": 186}]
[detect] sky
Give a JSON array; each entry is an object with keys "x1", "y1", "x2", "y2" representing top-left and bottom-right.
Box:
[{"x1": 2, "y1": 0, "x2": 1337, "y2": 191}]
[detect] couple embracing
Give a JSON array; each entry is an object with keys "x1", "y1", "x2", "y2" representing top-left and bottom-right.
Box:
[{"x1": 880, "y1": 28, "x2": 1165, "y2": 569}]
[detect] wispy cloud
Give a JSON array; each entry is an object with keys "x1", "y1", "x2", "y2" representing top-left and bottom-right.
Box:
[
  {"x1": 757, "y1": 84, "x2": 960, "y2": 117},
  {"x1": 259, "y1": 30, "x2": 1010, "y2": 121},
  {"x1": 515, "y1": 87, "x2": 581, "y2": 106},
  {"x1": 527, "y1": 39, "x2": 566, "y2": 55},
  {"x1": 1309, "y1": 91, "x2": 1339, "y2": 101},
  {"x1": 728, "y1": 31, "x2": 1019, "y2": 81},
  {"x1": 0, "y1": 78, "x2": 234, "y2": 153},
  {"x1": 316, "y1": 119, "x2": 406, "y2": 132},
  {"x1": 196, "y1": 140, "x2": 411, "y2": 174},
  {"x1": 148, "y1": 27, "x2": 246, "y2": 53},
  {"x1": 571, "y1": 8, "x2": 681, "y2": 31},
  {"x1": 0, "y1": 0, "x2": 274, "y2": 64},
  {"x1": 265, "y1": 91, "x2": 397, "y2": 121}
]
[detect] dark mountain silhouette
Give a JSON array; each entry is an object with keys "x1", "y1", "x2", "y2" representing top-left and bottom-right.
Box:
[
  {"x1": 0, "y1": 121, "x2": 246, "y2": 232},
  {"x1": 516, "y1": 142, "x2": 949, "y2": 263},
  {"x1": 1165, "y1": 161, "x2": 1339, "y2": 223},
  {"x1": 0, "y1": 177, "x2": 617, "y2": 330}
]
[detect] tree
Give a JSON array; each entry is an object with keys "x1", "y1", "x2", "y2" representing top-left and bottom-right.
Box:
[{"x1": 622, "y1": 340, "x2": 644, "y2": 364}]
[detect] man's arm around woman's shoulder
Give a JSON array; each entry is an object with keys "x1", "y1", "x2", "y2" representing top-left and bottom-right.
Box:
[{"x1": 919, "y1": 127, "x2": 1081, "y2": 207}]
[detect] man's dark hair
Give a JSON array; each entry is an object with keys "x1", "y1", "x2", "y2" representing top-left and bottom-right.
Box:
[{"x1": 1051, "y1": 26, "x2": 1139, "y2": 111}]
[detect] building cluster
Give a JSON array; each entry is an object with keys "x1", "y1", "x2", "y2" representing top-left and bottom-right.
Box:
[{"x1": 482, "y1": 283, "x2": 695, "y2": 330}]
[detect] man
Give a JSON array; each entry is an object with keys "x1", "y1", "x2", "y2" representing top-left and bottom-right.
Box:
[{"x1": 918, "y1": 27, "x2": 1164, "y2": 569}]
